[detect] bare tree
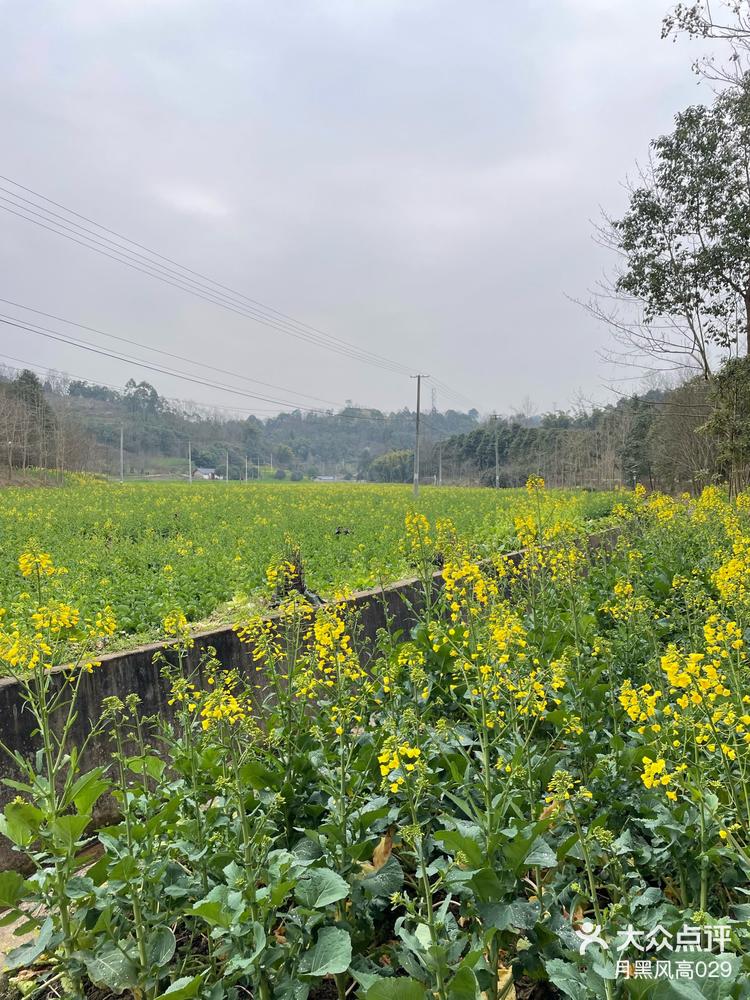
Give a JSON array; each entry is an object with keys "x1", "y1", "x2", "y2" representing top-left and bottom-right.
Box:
[
  {"x1": 664, "y1": 2, "x2": 750, "y2": 83},
  {"x1": 648, "y1": 379, "x2": 717, "y2": 492},
  {"x1": 583, "y1": 180, "x2": 724, "y2": 382},
  {"x1": 584, "y1": 80, "x2": 750, "y2": 381}
]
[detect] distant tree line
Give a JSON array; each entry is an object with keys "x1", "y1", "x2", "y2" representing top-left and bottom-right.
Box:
[
  {"x1": 0, "y1": 369, "x2": 99, "y2": 480},
  {"x1": 0, "y1": 369, "x2": 480, "y2": 481},
  {"x1": 368, "y1": 364, "x2": 750, "y2": 495},
  {"x1": 2, "y1": 363, "x2": 745, "y2": 493}
]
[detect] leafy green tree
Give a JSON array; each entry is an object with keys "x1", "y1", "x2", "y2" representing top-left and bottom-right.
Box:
[
  {"x1": 614, "y1": 85, "x2": 750, "y2": 366},
  {"x1": 68, "y1": 381, "x2": 121, "y2": 403},
  {"x1": 124, "y1": 380, "x2": 163, "y2": 416},
  {"x1": 242, "y1": 416, "x2": 261, "y2": 449},
  {"x1": 367, "y1": 450, "x2": 413, "y2": 483},
  {"x1": 273, "y1": 444, "x2": 294, "y2": 469}
]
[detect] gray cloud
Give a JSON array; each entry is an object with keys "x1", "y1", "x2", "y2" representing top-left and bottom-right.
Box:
[{"x1": 0, "y1": 0, "x2": 706, "y2": 416}]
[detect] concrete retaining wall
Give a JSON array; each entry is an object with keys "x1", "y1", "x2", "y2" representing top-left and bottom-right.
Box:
[{"x1": 0, "y1": 528, "x2": 617, "y2": 870}]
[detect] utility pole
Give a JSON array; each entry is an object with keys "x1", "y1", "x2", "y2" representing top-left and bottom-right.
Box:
[
  {"x1": 257, "y1": 456, "x2": 261, "y2": 480},
  {"x1": 493, "y1": 413, "x2": 499, "y2": 489},
  {"x1": 119, "y1": 423, "x2": 124, "y2": 483},
  {"x1": 438, "y1": 441, "x2": 443, "y2": 487},
  {"x1": 226, "y1": 449, "x2": 230, "y2": 482},
  {"x1": 245, "y1": 456, "x2": 248, "y2": 482},
  {"x1": 411, "y1": 374, "x2": 428, "y2": 498},
  {"x1": 270, "y1": 451, "x2": 274, "y2": 475},
  {"x1": 188, "y1": 440, "x2": 192, "y2": 484}
]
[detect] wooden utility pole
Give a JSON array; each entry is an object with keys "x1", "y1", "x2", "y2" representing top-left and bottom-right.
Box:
[
  {"x1": 188, "y1": 440, "x2": 192, "y2": 483},
  {"x1": 438, "y1": 441, "x2": 443, "y2": 486},
  {"x1": 412, "y1": 374, "x2": 428, "y2": 498},
  {"x1": 119, "y1": 424, "x2": 124, "y2": 483},
  {"x1": 226, "y1": 449, "x2": 229, "y2": 482}
]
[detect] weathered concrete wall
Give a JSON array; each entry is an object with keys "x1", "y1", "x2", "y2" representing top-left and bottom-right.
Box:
[
  {"x1": 0, "y1": 528, "x2": 617, "y2": 870},
  {"x1": 0, "y1": 570, "x2": 439, "y2": 869}
]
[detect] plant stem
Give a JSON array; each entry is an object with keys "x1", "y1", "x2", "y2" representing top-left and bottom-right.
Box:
[{"x1": 571, "y1": 805, "x2": 613, "y2": 1000}]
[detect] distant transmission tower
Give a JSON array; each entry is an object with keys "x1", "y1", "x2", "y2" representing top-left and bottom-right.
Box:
[{"x1": 431, "y1": 386, "x2": 438, "y2": 413}]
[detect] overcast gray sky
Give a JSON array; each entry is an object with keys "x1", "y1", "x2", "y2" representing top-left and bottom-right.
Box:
[{"x1": 0, "y1": 0, "x2": 708, "y2": 417}]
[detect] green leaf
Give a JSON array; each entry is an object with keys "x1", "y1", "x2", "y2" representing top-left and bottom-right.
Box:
[
  {"x1": 224, "y1": 921, "x2": 266, "y2": 975},
  {"x1": 64, "y1": 875, "x2": 95, "y2": 900},
  {"x1": 361, "y1": 857, "x2": 404, "y2": 898},
  {"x1": 479, "y1": 899, "x2": 538, "y2": 931},
  {"x1": 128, "y1": 754, "x2": 167, "y2": 781},
  {"x1": 544, "y1": 959, "x2": 590, "y2": 1000},
  {"x1": 84, "y1": 942, "x2": 139, "y2": 992},
  {"x1": 631, "y1": 887, "x2": 662, "y2": 909},
  {"x1": 295, "y1": 868, "x2": 350, "y2": 908},
  {"x1": 190, "y1": 901, "x2": 229, "y2": 928},
  {"x1": 467, "y1": 867, "x2": 507, "y2": 902},
  {"x1": 238, "y1": 759, "x2": 277, "y2": 790},
  {"x1": 647, "y1": 953, "x2": 741, "y2": 1000},
  {"x1": 448, "y1": 966, "x2": 480, "y2": 1000},
  {"x1": 556, "y1": 832, "x2": 580, "y2": 862},
  {"x1": 154, "y1": 974, "x2": 206, "y2": 1000},
  {"x1": 148, "y1": 925, "x2": 176, "y2": 968},
  {"x1": 524, "y1": 837, "x2": 557, "y2": 868},
  {"x1": 366, "y1": 979, "x2": 427, "y2": 1000},
  {"x1": 0, "y1": 870, "x2": 28, "y2": 910},
  {"x1": 49, "y1": 814, "x2": 90, "y2": 851},
  {"x1": 275, "y1": 978, "x2": 310, "y2": 1000},
  {"x1": 190, "y1": 885, "x2": 245, "y2": 929},
  {"x1": 349, "y1": 957, "x2": 388, "y2": 991},
  {"x1": 1, "y1": 779, "x2": 34, "y2": 794},
  {"x1": 0, "y1": 800, "x2": 44, "y2": 848},
  {"x1": 69, "y1": 769, "x2": 110, "y2": 815},
  {"x1": 269, "y1": 878, "x2": 296, "y2": 907},
  {"x1": 434, "y1": 830, "x2": 484, "y2": 869},
  {"x1": 299, "y1": 925, "x2": 352, "y2": 977},
  {"x1": 5, "y1": 916, "x2": 54, "y2": 970}
]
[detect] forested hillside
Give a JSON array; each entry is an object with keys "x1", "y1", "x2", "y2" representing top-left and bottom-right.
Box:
[
  {"x1": 1, "y1": 363, "x2": 735, "y2": 493},
  {"x1": 0, "y1": 366, "x2": 478, "y2": 480}
]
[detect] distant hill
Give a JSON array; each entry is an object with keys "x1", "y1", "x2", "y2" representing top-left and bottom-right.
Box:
[
  {"x1": 0, "y1": 366, "x2": 479, "y2": 480},
  {"x1": 0, "y1": 366, "x2": 718, "y2": 492}
]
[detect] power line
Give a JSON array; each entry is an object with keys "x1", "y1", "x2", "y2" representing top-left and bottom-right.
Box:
[
  {"x1": 0, "y1": 299, "x2": 481, "y2": 431},
  {"x1": 0, "y1": 298, "x2": 345, "y2": 410},
  {"x1": 0, "y1": 176, "x2": 413, "y2": 377},
  {"x1": 1, "y1": 351, "x2": 426, "y2": 426},
  {"x1": 0, "y1": 315, "x2": 336, "y2": 413},
  {"x1": 0, "y1": 197, "x2": 409, "y2": 373},
  {"x1": 0, "y1": 353, "x2": 319, "y2": 417},
  {"x1": 430, "y1": 377, "x2": 477, "y2": 411},
  {"x1": 0, "y1": 336, "x2": 411, "y2": 425},
  {"x1": 0, "y1": 174, "x2": 478, "y2": 405}
]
